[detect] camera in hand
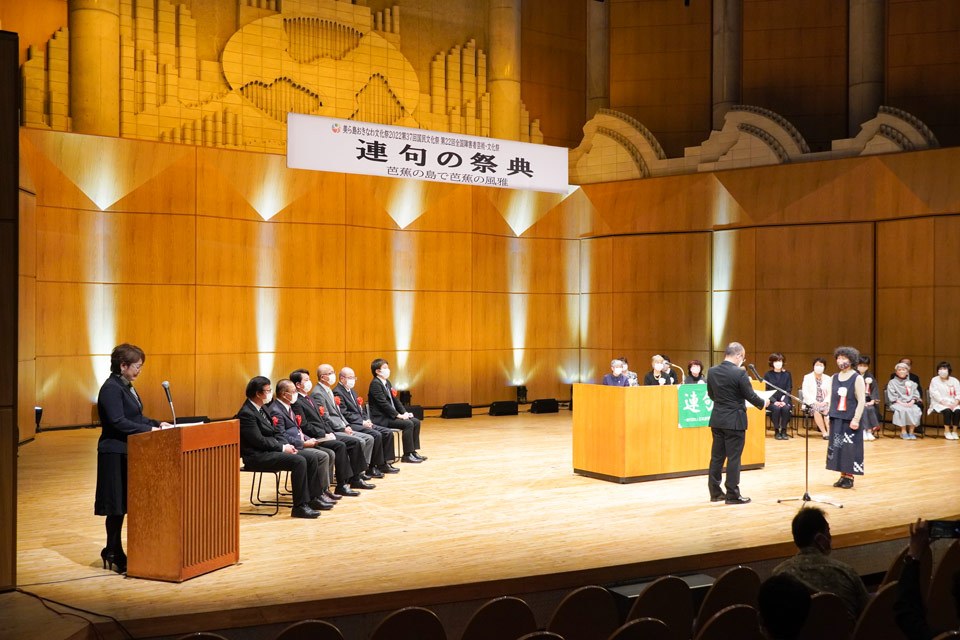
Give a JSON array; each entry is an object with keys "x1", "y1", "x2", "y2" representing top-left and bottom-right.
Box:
[{"x1": 928, "y1": 519, "x2": 960, "y2": 539}]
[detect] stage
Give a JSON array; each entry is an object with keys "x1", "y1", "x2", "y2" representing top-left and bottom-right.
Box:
[{"x1": 8, "y1": 413, "x2": 960, "y2": 639}]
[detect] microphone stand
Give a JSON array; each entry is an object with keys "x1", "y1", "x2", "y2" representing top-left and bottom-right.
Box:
[{"x1": 750, "y1": 369, "x2": 842, "y2": 509}]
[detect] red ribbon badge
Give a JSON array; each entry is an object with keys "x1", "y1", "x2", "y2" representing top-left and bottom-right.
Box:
[
  {"x1": 951, "y1": 385, "x2": 956, "y2": 398},
  {"x1": 296, "y1": 414, "x2": 302, "y2": 426},
  {"x1": 357, "y1": 397, "x2": 363, "y2": 405},
  {"x1": 271, "y1": 416, "x2": 278, "y2": 426},
  {"x1": 334, "y1": 395, "x2": 341, "y2": 406},
  {"x1": 391, "y1": 388, "x2": 398, "y2": 398},
  {"x1": 318, "y1": 406, "x2": 326, "y2": 416}
]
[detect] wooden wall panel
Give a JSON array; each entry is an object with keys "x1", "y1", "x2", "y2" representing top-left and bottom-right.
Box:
[
  {"x1": 472, "y1": 235, "x2": 580, "y2": 293},
  {"x1": 195, "y1": 286, "x2": 346, "y2": 355},
  {"x1": 195, "y1": 217, "x2": 346, "y2": 289},
  {"x1": 36, "y1": 208, "x2": 197, "y2": 284},
  {"x1": 713, "y1": 290, "x2": 757, "y2": 356},
  {"x1": 344, "y1": 175, "x2": 473, "y2": 233},
  {"x1": 471, "y1": 349, "x2": 579, "y2": 404},
  {"x1": 580, "y1": 237, "x2": 613, "y2": 295},
  {"x1": 611, "y1": 291, "x2": 711, "y2": 352},
  {"x1": 471, "y1": 293, "x2": 579, "y2": 351},
  {"x1": 344, "y1": 290, "x2": 472, "y2": 353},
  {"x1": 345, "y1": 227, "x2": 473, "y2": 292},
  {"x1": 713, "y1": 228, "x2": 755, "y2": 293},
  {"x1": 579, "y1": 293, "x2": 613, "y2": 351},
  {"x1": 36, "y1": 283, "x2": 196, "y2": 357},
  {"x1": 610, "y1": 233, "x2": 711, "y2": 292},
  {"x1": 579, "y1": 348, "x2": 615, "y2": 385},
  {"x1": 876, "y1": 288, "x2": 934, "y2": 358},
  {"x1": 755, "y1": 289, "x2": 874, "y2": 355},
  {"x1": 877, "y1": 218, "x2": 933, "y2": 288},
  {"x1": 345, "y1": 351, "x2": 472, "y2": 408},
  {"x1": 755, "y1": 223, "x2": 873, "y2": 290},
  {"x1": 194, "y1": 353, "x2": 263, "y2": 422}
]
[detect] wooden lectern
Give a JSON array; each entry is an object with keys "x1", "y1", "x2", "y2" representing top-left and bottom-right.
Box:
[
  {"x1": 127, "y1": 420, "x2": 240, "y2": 581},
  {"x1": 572, "y1": 383, "x2": 765, "y2": 483}
]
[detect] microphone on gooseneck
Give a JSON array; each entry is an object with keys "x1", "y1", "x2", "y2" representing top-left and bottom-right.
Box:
[
  {"x1": 161, "y1": 381, "x2": 177, "y2": 426},
  {"x1": 747, "y1": 363, "x2": 762, "y2": 382}
]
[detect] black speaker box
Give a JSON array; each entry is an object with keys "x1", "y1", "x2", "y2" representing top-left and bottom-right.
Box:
[
  {"x1": 441, "y1": 403, "x2": 472, "y2": 419},
  {"x1": 530, "y1": 398, "x2": 559, "y2": 413},
  {"x1": 407, "y1": 405, "x2": 424, "y2": 420},
  {"x1": 489, "y1": 400, "x2": 519, "y2": 416}
]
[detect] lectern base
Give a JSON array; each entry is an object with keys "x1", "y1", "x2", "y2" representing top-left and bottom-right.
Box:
[{"x1": 574, "y1": 463, "x2": 765, "y2": 484}]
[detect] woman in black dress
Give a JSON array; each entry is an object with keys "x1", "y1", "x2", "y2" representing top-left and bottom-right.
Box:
[
  {"x1": 826, "y1": 346, "x2": 866, "y2": 489},
  {"x1": 95, "y1": 344, "x2": 169, "y2": 572},
  {"x1": 763, "y1": 352, "x2": 793, "y2": 440}
]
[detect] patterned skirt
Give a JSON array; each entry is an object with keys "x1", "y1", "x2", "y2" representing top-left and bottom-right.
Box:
[{"x1": 826, "y1": 418, "x2": 864, "y2": 476}]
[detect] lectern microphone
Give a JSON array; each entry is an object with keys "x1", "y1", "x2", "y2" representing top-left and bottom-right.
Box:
[
  {"x1": 161, "y1": 380, "x2": 177, "y2": 426},
  {"x1": 747, "y1": 363, "x2": 762, "y2": 381}
]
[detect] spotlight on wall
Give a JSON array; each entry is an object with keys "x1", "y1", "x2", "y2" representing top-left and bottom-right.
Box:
[
  {"x1": 516, "y1": 385, "x2": 528, "y2": 404},
  {"x1": 34, "y1": 407, "x2": 43, "y2": 432},
  {"x1": 398, "y1": 389, "x2": 412, "y2": 406}
]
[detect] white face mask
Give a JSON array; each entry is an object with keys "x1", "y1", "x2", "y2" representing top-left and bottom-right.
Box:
[
  {"x1": 690, "y1": 366, "x2": 701, "y2": 376},
  {"x1": 940, "y1": 369, "x2": 949, "y2": 378},
  {"x1": 653, "y1": 363, "x2": 663, "y2": 372},
  {"x1": 325, "y1": 373, "x2": 336, "y2": 386},
  {"x1": 302, "y1": 379, "x2": 313, "y2": 393},
  {"x1": 344, "y1": 378, "x2": 355, "y2": 390},
  {"x1": 773, "y1": 361, "x2": 783, "y2": 371},
  {"x1": 380, "y1": 368, "x2": 390, "y2": 379},
  {"x1": 814, "y1": 364, "x2": 824, "y2": 374},
  {"x1": 613, "y1": 367, "x2": 623, "y2": 376},
  {"x1": 857, "y1": 366, "x2": 868, "y2": 375},
  {"x1": 264, "y1": 392, "x2": 273, "y2": 404}
]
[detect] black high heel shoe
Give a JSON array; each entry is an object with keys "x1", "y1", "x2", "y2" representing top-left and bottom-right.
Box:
[{"x1": 100, "y1": 548, "x2": 127, "y2": 573}]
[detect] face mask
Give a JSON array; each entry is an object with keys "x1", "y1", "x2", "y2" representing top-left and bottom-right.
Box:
[
  {"x1": 857, "y1": 366, "x2": 868, "y2": 375},
  {"x1": 690, "y1": 367, "x2": 701, "y2": 376},
  {"x1": 264, "y1": 392, "x2": 273, "y2": 404},
  {"x1": 838, "y1": 361, "x2": 850, "y2": 370},
  {"x1": 814, "y1": 364, "x2": 824, "y2": 374},
  {"x1": 380, "y1": 368, "x2": 390, "y2": 379},
  {"x1": 897, "y1": 370, "x2": 908, "y2": 379},
  {"x1": 653, "y1": 363, "x2": 663, "y2": 372},
  {"x1": 344, "y1": 378, "x2": 355, "y2": 390},
  {"x1": 613, "y1": 367, "x2": 623, "y2": 375},
  {"x1": 302, "y1": 379, "x2": 313, "y2": 393},
  {"x1": 325, "y1": 374, "x2": 336, "y2": 385},
  {"x1": 773, "y1": 361, "x2": 782, "y2": 370},
  {"x1": 940, "y1": 369, "x2": 949, "y2": 378}
]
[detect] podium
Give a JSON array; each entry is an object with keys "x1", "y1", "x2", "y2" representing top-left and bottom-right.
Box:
[
  {"x1": 572, "y1": 383, "x2": 765, "y2": 483},
  {"x1": 127, "y1": 420, "x2": 240, "y2": 581}
]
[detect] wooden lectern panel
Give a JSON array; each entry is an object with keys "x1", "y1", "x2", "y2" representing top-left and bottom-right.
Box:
[
  {"x1": 573, "y1": 383, "x2": 766, "y2": 483},
  {"x1": 127, "y1": 420, "x2": 239, "y2": 582}
]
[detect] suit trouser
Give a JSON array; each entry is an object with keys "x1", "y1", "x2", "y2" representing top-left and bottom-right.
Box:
[
  {"x1": 351, "y1": 424, "x2": 387, "y2": 466},
  {"x1": 380, "y1": 416, "x2": 421, "y2": 455},
  {"x1": 334, "y1": 432, "x2": 371, "y2": 476},
  {"x1": 708, "y1": 427, "x2": 746, "y2": 498},
  {"x1": 243, "y1": 451, "x2": 320, "y2": 507},
  {"x1": 316, "y1": 437, "x2": 352, "y2": 486}
]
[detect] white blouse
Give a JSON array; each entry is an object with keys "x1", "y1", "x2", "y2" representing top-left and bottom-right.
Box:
[
  {"x1": 801, "y1": 372, "x2": 832, "y2": 406},
  {"x1": 928, "y1": 375, "x2": 960, "y2": 413}
]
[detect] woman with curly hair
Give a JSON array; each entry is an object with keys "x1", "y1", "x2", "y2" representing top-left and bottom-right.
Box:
[{"x1": 826, "y1": 346, "x2": 866, "y2": 489}]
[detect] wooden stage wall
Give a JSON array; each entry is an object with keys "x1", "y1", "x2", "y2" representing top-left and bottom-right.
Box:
[{"x1": 16, "y1": 129, "x2": 960, "y2": 435}]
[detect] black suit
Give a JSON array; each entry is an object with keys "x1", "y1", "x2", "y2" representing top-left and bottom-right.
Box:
[
  {"x1": 334, "y1": 383, "x2": 397, "y2": 462},
  {"x1": 95, "y1": 374, "x2": 160, "y2": 515},
  {"x1": 292, "y1": 393, "x2": 360, "y2": 485},
  {"x1": 706, "y1": 360, "x2": 765, "y2": 499},
  {"x1": 265, "y1": 400, "x2": 335, "y2": 489},
  {"x1": 236, "y1": 399, "x2": 322, "y2": 508},
  {"x1": 368, "y1": 377, "x2": 421, "y2": 455}
]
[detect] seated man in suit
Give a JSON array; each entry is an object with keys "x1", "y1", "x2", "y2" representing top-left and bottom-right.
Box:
[
  {"x1": 334, "y1": 366, "x2": 399, "y2": 474},
  {"x1": 289, "y1": 368, "x2": 371, "y2": 496},
  {"x1": 310, "y1": 365, "x2": 376, "y2": 475},
  {"x1": 262, "y1": 379, "x2": 339, "y2": 509},
  {"x1": 368, "y1": 358, "x2": 426, "y2": 463},
  {"x1": 236, "y1": 376, "x2": 328, "y2": 518}
]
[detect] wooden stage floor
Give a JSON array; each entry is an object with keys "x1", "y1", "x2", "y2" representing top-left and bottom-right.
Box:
[{"x1": 11, "y1": 413, "x2": 960, "y2": 637}]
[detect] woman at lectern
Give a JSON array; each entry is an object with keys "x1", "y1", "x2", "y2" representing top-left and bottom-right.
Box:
[
  {"x1": 95, "y1": 344, "x2": 170, "y2": 573},
  {"x1": 825, "y1": 346, "x2": 866, "y2": 489}
]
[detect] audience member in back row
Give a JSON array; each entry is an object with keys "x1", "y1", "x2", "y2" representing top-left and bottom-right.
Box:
[
  {"x1": 801, "y1": 357, "x2": 831, "y2": 439},
  {"x1": 368, "y1": 358, "x2": 427, "y2": 463},
  {"x1": 888, "y1": 362, "x2": 922, "y2": 439},
  {"x1": 928, "y1": 361, "x2": 960, "y2": 440},
  {"x1": 764, "y1": 353, "x2": 793, "y2": 441},
  {"x1": 601, "y1": 359, "x2": 629, "y2": 386},
  {"x1": 895, "y1": 518, "x2": 960, "y2": 640},
  {"x1": 236, "y1": 376, "x2": 328, "y2": 519},
  {"x1": 855, "y1": 355, "x2": 881, "y2": 441},
  {"x1": 773, "y1": 507, "x2": 870, "y2": 621},
  {"x1": 757, "y1": 574, "x2": 812, "y2": 640}
]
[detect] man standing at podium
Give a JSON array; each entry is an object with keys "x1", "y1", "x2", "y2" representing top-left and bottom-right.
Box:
[{"x1": 707, "y1": 342, "x2": 769, "y2": 505}]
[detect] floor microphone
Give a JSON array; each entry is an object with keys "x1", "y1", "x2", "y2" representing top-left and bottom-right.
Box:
[
  {"x1": 747, "y1": 363, "x2": 763, "y2": 382},
  {"x1": 161, "y1": 380, "x2": 177, "y2": 426}
]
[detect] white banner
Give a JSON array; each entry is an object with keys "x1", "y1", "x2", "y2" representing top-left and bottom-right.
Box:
[{"x1": 286, "y1": 113, "x2": 569, "y2": 193}]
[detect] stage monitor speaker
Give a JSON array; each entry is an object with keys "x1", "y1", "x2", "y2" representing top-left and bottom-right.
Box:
[
  {"x1": 407, "y1": 405, "x2": 424, "y2": 420},
  {"x1": 530, "y1": 399, "x2": 559, "y2": 414},
  {"x1": 489, "y1": 401, "x2": 518, "y2": 416},
  {"x1": 441, "y1": 403, "x2": 472, "y2": 419}
]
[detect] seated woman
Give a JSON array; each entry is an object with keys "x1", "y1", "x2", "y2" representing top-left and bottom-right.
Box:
[
  {"x1": 643, "y1": 355, "x2": 669, "y2": 386},
  {"x1": 857, "y1": 355, "x2": 881, "y2": 441},
  {"x1": 801, "y1": 357, "x2": 831, "y2": 439},
  {"x1": 764, "y1": 353, "x2": 792, "y2": 440},
  {"x1": 886, "y1": 362, "x2": 922, "y2": 439},
  {"x1": 684, "y1": 360, "x2": 706, "y2": 384},
  {"x1": 601, "y1": 359, "x2": 629, "y2": 386},
  {"x1": 619, "y1": 356, "x2": 640, "y2": 386},
  {"x1": 928, "y1": 361, "x2": 960, "y2": 440}
]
